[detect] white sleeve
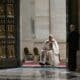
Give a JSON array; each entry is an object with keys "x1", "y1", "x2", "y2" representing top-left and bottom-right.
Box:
[{"x1": 53, "y1": 40, "x2": 59, "y2": 54}]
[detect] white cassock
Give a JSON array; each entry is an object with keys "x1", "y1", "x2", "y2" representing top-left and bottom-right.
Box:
[{"x1": 40, "y1": 39, "x2": 60, "y2": 66}]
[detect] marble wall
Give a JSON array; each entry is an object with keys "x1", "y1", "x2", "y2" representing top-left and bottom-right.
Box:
[
  {"x1": 20, "y1": 0, "x2": 34, "y2": 60},
  {"x1": 20, "y1": 0, "x2": 66, "y2": 61}
]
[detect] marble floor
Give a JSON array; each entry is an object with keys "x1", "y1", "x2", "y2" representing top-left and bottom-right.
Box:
[{"x1": 0, "y1": 67, "x2": 80, "y2": 80}]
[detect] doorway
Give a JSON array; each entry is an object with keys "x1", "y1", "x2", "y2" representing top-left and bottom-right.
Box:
[{"x1": 66, "y1": 0, "x2": 80, "y2": 69}]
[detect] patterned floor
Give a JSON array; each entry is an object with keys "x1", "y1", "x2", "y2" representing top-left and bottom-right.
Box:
[
  {"x1": 22, "y1": 60, "x2": 66, "y2": 68},
  {"x1": 0, "y1": 67, "x2": 80, "y2": 80}
]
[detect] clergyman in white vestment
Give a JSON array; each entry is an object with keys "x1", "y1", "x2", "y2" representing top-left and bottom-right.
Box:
[{"x1": 40, "y1": 34, "x2": 60, "y2": 66}]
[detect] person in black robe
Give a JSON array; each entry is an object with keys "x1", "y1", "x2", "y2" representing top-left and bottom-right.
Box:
[{"x1": 67, "y1": 24, "x2": 79, "y2": 71}]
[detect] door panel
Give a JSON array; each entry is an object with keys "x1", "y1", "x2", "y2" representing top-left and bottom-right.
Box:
[{"x1": 0, "y1": 0, "x2": 20, "y2": 68}]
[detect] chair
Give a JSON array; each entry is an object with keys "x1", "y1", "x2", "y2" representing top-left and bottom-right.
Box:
[
  {"x1": 24, "y1": 47, "x2": 33, "y2": 60},
  {"x1": 33, "y1": 47, "x2": 40, "y2": 63}
]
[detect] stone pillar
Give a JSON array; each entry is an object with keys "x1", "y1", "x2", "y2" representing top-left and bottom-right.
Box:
[
  {"x1": 35, "y1": 0, "x2": 49, "y2": 39},
  {"x1": 50, "y1": 0, "x2": 66, "y2": 60},
  {"x1": 77, "y1": 0, "x2": 80, "y2": 71},
  {"x1": 50, "y1": 0, "x2": 66, "y2": 42},
  {"x1": 20, "y1": 0, "x2": 34, "y2": 61}
]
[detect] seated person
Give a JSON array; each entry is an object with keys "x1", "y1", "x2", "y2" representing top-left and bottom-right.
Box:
[{"x1": 39, "y1": 34, "x2": 60, "y2": 66}]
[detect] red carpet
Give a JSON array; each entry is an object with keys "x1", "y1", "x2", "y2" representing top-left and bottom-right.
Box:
[{"x1": 22, "y1": 61, "x2": 66, "y2": 68}]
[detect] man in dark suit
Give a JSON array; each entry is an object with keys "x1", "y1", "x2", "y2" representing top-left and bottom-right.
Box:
[{"x1": 67, "y1": 24, "x2": 79, "y2": 71}]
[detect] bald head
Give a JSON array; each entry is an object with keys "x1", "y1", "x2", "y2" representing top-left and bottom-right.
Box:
[{"x1": 70, "y1": 24, "x2": 75, "y2": 32}]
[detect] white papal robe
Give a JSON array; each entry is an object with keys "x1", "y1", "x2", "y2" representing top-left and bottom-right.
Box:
[{"x1": 40, "y1": 39, "x2": 60, "y2": 66}]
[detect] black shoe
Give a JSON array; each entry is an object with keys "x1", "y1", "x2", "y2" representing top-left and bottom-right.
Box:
[
  {"x1": 39, "y1": 62, "x2": 45, "y2": 65},
  {"x1": 45, "y1": 62, "x2": 50, "y2": 65}
]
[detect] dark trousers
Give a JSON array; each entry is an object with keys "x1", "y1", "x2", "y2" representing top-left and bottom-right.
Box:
[{"x1": 68, "y1": 49, "x2": 77, "y2": 71}]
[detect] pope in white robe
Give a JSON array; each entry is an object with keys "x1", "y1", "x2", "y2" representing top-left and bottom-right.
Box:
[{"x1": 40, "y1": 34, "x2": 60, "y2": 66}]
